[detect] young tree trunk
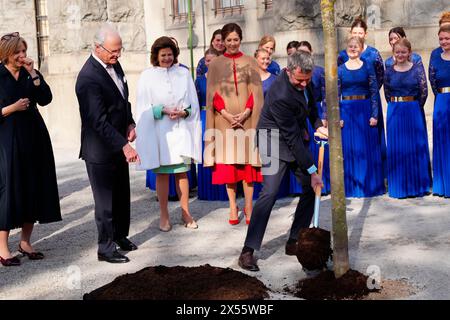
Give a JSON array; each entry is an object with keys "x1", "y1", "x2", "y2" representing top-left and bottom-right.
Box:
[{"x1": 320, "y1": 0, "x2": 350, "y2": 278}]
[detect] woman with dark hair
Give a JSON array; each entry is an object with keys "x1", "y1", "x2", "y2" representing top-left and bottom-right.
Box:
[
  {"x1": 289, "y1": 40, "x2": 330, "y2": 195},
  {"x1": 204, "y1": 23, "x2": 264, "y2": 225},
  {"x1": 338, "y1": 17, "x2": 387, "y2": 179},
  {"x1": 338, "y1": 36, "x2": 385, "y2": 197},
  {"x1": 0, "y1": 32, "x2": 61, "y2": 266},
  {"x1": 195, "y1": 48, "x2": 228, "y2": 201},
  {"x1": 286, "y1": 41, "x2": 300, "y2": 56},
  {"x1": 384, "y1": 38, "x2": 431, "y2": 198},
  {"x1": 196, "y1": 29, "x2": 225, "y2": 77},
  {"x1": 385, "y1": 27, "x2": 422, "y2": 68},
  {"x1": 429, "y1": 25, "x2": 450, "y2": 197},
  {"x1": 135, "y1": 36, "x2": 201, "y2": 231}
]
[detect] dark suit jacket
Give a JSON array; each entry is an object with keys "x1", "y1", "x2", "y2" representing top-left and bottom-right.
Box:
[
  {"x1": 256, "y1": 70, "x2": 322, "y2": 171},
  {"x1": 75, "y1": 55, "x2": 135, "y2": 164}
]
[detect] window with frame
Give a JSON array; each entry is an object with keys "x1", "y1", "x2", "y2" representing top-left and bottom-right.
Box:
[
  {"x1": 263, "y1": 0, "x2": 273, "y2": 10},
  {"x1": 214, "y1": 0, "x2": 244, "y2": 17},
  {"x1": 171, "y1": 0, "x2": 195, "y2": 23}
]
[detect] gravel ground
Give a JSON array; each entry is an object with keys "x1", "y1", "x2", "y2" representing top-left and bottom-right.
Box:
[{"x1": 0, "y1": 147, "x2": 449, "y2": 300}]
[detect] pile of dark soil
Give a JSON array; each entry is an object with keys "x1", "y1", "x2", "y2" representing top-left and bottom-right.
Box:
[
  {"x1": 293, "y1": 269, "x2": 378, "y2": 300},
  {"x1": 83, "y1": 264, "x2": 269, "y2": 300},
  {"x1": 296, "y1": 227, "x2": 332, "y2": 270}
]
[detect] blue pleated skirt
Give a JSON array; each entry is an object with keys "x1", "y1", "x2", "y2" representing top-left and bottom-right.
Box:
[
  {"x1": 289, "y1": 116, "x2": 331, "y2": 195},
  {"x1": 197, "y1": 109, "x2": 228, "y2": 200},
  {"x1": 387, "y1": 101, "x2": 431, "y2": 198},
  {"x1": 376, "y1": 93, "x2": 388, "y2": 179},
  {"x1": 432, "y1": 93, "x2": 450, "y2": 197},
  {"x1": 340, "y1": 99, "x2": 385, "y2": 197}
]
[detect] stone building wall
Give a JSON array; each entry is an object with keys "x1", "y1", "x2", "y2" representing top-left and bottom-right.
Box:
[{"x1": 1, "y1": 0, "x2": 449, "y2": 148}]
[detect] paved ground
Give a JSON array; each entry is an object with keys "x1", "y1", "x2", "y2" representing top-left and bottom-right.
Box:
[{"x1": 1, "y1": 147, "x2": 449, "y2": 300}]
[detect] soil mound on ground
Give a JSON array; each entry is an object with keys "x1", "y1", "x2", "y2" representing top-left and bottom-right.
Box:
[
  {"x1": 83, "y1": 264, "x2": 269, "y2": 300},
  {"x1": 294, "y1": 269, "x2": 377, "y2": 300},
  {"x1": 296, "y1": 227, "x2": 332, "y2": 270}
]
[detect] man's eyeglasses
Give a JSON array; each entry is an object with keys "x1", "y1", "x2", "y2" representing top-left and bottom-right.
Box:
[
  {"x1": 1, "y1": 32, "x2": 20, "y2": 41},
  {"x1": 100, "y1": 44, "x2": 124, "y2": 55}
]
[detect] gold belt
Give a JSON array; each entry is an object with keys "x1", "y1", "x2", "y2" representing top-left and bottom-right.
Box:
[
  {"x1": 390, "y1": 96, "x2": 415, "y2": 102},
  {"x1": 341, "y1": 95, "x2": 367, "y2": 101},
  {"x1": 439, "y1": 87, "x2": 450, "y2": 93},
  {"x1": 201, "y1": 106, "x2": 207, "y2": 110}
]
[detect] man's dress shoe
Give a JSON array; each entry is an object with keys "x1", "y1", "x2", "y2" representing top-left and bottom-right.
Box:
[
  {"x1": 98, "y1": 250, "x2": 130, "y2": 263},
  {"x1": 238, "y1": 251, "x2": 259, "y2": 272},
  {"x1": 114, "y1": 238, "x2": 138, "y2": 251}
]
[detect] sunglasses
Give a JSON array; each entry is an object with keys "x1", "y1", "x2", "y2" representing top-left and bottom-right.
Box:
[
  {"x1": 1, "y1": 32, "x2": 20, "y2": 41},
  {"x1": 99, "y1": 44, "x2": 124, "y2": 55}
]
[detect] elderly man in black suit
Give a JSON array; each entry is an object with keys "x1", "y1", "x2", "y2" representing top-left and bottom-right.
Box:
[
  {"x1": 238, "y1": 51, "x2": 328, "y2": 271},
  {"x1": 76, "y1": 24, "x2": 139, "y2": 263}
]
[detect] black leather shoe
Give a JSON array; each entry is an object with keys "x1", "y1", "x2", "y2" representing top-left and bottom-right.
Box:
[
  {"x1": 285, "y1": 241, "x2": 298, "y2": 256},
  {"x1": 98, "y1": 251, "x2": 130, "y2": 263},
  {"x1": 114, "y1": 238, "x2": 138, "y2": 251},
  {"x1": 238, "y1": 251, "x2": 259, "y2": 272}
]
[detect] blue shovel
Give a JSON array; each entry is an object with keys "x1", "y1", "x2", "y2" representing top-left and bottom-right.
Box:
[{"x1": 313, "y1": 132, "x2": 328, "y2": 228}]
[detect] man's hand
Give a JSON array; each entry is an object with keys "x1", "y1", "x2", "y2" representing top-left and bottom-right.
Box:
[
  {"x1": 122, "y1": 143, "x2": 140, "y2": 164},
  {"x1": 127, "y1": 125, "x2": 137, "y2": 142},
  {"x1": 315, "y1": 126, "x2": 328, "y2": 139},
  {"x1": 310, "y1": 172, "x2": 323, "y2": 193}
]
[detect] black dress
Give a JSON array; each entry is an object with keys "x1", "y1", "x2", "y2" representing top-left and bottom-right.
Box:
[{"x1": 0, "y1": 64, "x2": 61, "y2": 230}]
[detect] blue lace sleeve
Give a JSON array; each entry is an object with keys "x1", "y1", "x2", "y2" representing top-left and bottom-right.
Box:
[
  {"x1": 416, "y1": 63, "x2": 428, "y2": 108},
  {"x1": 366, "y1": 63, "x2": 379, "y2": 119},
  {"x1": 196, "y1": 57, "x2": 207, "y2": 78},
  {"x1": 383, "y1": 68, "x2": 391, "y2": 105},
  {"x1": 337, "y1": 51, "x2": 345, "y2": 66},
  {"x1": 429, "y1": 57, "x2": 438, "y2": 96},
  {"x1": 320, "y1": 70, "x2": 327, "y2": 119},
  {"x1": 374, "y1": 51, "x2": 385, "y2": 90}
]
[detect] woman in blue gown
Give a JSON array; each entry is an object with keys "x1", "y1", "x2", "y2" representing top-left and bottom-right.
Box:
[
  {"x1": 339, "y1": 36, "x2": 385, "y2": 197},
  {"x1": 338, "y1": 18, "x2": 387, "y2": 178},
  {"x1": 195, "y1": 48, "x2": 228, "y2": 201},
  {"x1": 429, "y1": 25, "x2": 450, "y2": 197},
  {"x1": 252, "y1": 48, "x2": 289, "y2": 200},
  {"x1": 290, "y1": 41, "x2": 331, "y2": 196},
  {"x1": 385, "y1": 27, "x2": 422, "y2": 68},
  {"x1": 384, "y1": 38, "x2": 431, "y2": 198}
]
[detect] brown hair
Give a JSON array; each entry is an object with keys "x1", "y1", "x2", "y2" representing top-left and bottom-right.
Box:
[
  {"x1": 150, "y1": 36, "x2": 179, "y2": 67},
  {"x1": 210, "y1": 29, "x2": 222, "y2": 46},
  {"x1": 258, "y1": 35, "x2": 276, "y2": 52},
  {"x1": 393, "y1": 38, "x2": 412, "y2": 53},
  {"x1": 204, "y1": 47, "x2": 220, "y2": 57},
  {"x1": 347, "y1": 35, "x2": 364, "y2": 49},
  {"x1": 438, "y1": 24, "x2": 450, "y2": 35},
  {"x1": 254, "y1": 48, "x2": 270, "y2": 58},
  {"x1": 439, "y1": 12, "x2": 450, "y2": 26},
  {"x1": 0, "y1": 32, "x2": 27, "y2": 64},
  {"x1": 221, "y1": 23, "x2": 243, "y2": 41},
  {"x1": 351, "y1": 17, "x2": 368, "y2": 32}
]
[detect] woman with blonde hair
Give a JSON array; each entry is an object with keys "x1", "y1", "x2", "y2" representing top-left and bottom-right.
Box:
[
  {"x1": 0, "y1": 32, "x2": 61, "y2": 266},
  {"x1": 258, "y1": 35, "x2": 280, "y2": 76}
]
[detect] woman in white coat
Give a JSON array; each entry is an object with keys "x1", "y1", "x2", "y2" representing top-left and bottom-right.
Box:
[{"x1": 136, "y1": 36, "x2": 202, "y2": 232}]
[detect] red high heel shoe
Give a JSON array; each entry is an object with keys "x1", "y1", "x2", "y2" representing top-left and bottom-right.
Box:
[
  {"x1": 244, "y1": 208, "x2": 251, "y2": 225},
  {"x1": 229, "y1": 207, "x2": 240, "y2": 225}
]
